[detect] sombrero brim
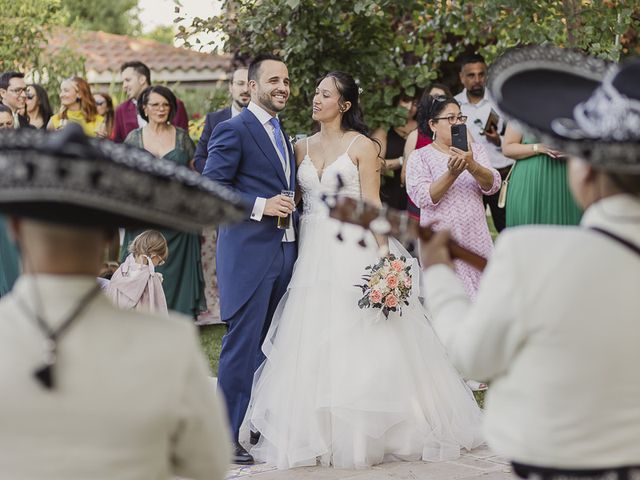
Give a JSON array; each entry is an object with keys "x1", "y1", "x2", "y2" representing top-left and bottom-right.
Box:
[
  {"x1": 0, "y1": 126, "x2": 246, "y2": 231},
  {"x1": 488, "y1": 45, "x2": 639, "y2": 173}
]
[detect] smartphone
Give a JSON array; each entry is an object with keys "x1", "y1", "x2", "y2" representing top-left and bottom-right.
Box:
[
  {"x1": 451, "y1": 124, "x2": 468, "y2": 151},
  {"x1": 484, "y1": 109, "x2": 500, "y2": 134}
]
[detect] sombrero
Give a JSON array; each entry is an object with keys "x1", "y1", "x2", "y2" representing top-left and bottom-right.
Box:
[
  {"x1": 488, "y1": 45, "x2": 640, "y2": 173},
  {"x1": 0, "y1": 124, "x2": 245, "y2": 230}
]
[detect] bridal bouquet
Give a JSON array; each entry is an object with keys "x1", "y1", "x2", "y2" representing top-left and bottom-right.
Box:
[{"x1": 356, "y1": 254, "x2": 412, "y2": 319}]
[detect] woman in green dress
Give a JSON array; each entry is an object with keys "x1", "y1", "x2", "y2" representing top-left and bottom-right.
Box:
[
  {"x1": 123, "y1": 85, "x2": 205, "y2": 317},
  {"x1": 0, "y1": 216, "x2": 20, "y2": 296},
  {"x1": 0, "y1": 114, "x2": 20, "y2": 296},
  {"x1": 502, "y1": 124, "x2": 582, "y2": 227}
]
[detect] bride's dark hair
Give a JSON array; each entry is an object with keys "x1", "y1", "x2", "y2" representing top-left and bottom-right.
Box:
[{"x1": 320, "y1": 71, "x2": 370, "y2": 136}]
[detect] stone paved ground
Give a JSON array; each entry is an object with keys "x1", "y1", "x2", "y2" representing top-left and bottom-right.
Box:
[{"x1": 225, "y1": 444, "x2": 513, "y2": 479}]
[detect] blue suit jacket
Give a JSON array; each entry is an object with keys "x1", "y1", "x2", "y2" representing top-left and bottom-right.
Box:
[
  {"x1": 193, "y1": 107, "x2": 232, "y2": 173},
  {"x1": 203, "y1": 108, "x2": 296, "y2": 320}
]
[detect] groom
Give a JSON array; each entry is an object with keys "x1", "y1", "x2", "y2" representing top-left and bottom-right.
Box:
[{"x1": 203, "y1": 53, "x2": 297, "y2": 464}]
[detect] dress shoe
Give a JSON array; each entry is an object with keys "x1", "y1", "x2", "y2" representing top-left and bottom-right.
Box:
[
  {"x1": 232, "y1": 441, "x2": 254, "y2": 465},
  {"x1": 249, "y1": 430, "x2": 261, "y2": 445}
]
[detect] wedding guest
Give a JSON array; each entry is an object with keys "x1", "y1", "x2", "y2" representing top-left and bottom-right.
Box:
[
  {"x1": 0, "y1": 71, "x2": 29, "y2": 128},
  {"x1": 423, "y1": 46, "x2": 640, "y2": 480},
  {"x1": 406, "y1": 95, "x2": 500, "y2": 300},
  {"x1": 502, "y1": 124, "x2": 582, "y2": 227},
  {"x1": 372, "y1": 89, "x2": 419, "y2": 210},
  {"x1": 0, "y1": 105, "x2": 21, "y2": 296},
  {"x1": 0, "y1": 124, "x2": 237, "y2": 479},
  {"x1": 123, "y1": 85, "x2": 205, "y2": 318},
  {"x1": 94, "y1": 92, "x2": 115, "y2": 138},
  {"x1": 107, "y1": 230, "x2": 169, "y2": 315},
  {"x1": 25, "y1": 84, "x2": 53, "y2": 129},
  {"x1": 455, "y1": 54, "x2": 512, "y2": 232},
  {"x1": 0, "y1": 104, "x2": 13, "y2": 129},
  {"x1": 113, "y1": 61, "x2": 189, "y2": 143},
  {"x1": 194, "y1": 67, "x2": 250, "y2": 324},
  {"x1": 403, "y1": 83, "x2": 452, "y2": 221},
  {"x1": 194, "y1": 66, "x2": 250, "y2": 173},
  {"x1": 48, "y1": 77, "x2": 106, "y2": 137}
]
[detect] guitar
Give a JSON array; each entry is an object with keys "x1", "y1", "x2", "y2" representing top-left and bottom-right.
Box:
[{"x1": 323, "y1": 194, "x2": 488, "y2": 272}]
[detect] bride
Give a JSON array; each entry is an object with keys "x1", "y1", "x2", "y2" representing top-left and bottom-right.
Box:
[{"x1": 245, "y1": 71, "x2": 483, "y2": 469}]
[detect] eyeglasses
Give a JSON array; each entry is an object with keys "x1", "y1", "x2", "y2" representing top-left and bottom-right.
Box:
[
  {"x1": 8, "y1": 87, "x2": 25, "y2": 95},
  {"x1": 95, "y1": 100, "x2": 106, "y2": 106},
  {"x1": 147, "y1": 102, "x2": 170, "y2": 110},
  {"x1": 433, "y1": 114, "x2": 467, "y2": 125}
]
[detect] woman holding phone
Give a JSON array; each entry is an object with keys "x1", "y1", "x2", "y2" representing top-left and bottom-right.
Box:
[
  {"x1": 502, "y1": 124, "x2": 582, "y2": 227},
  {"x1": 406, "y1": 95, "x2": 500, "y2": 299}
]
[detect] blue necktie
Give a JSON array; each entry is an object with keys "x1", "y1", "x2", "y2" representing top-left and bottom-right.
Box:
[{"x1": 269, "y1": 117, "x2": 287, "y2": 163}]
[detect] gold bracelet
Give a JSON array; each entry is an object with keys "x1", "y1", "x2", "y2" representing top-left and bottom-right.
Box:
[{"x1": 533, "y1": 143, "x2": 539, "y2": 154}]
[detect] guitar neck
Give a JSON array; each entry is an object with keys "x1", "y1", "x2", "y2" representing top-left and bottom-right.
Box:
[{"x1": 326, "y1": 195, "x2": 488, "y2": 271}]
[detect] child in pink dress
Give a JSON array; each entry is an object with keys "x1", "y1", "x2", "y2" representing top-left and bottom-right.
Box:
[{"x1": 107, "y1": 230, "x2": 169, "y2": 315}]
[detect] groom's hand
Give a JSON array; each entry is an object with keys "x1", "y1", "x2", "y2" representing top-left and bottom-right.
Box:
[{"x1": 264, "y1": 194, "x2": 296, "y2": 217}]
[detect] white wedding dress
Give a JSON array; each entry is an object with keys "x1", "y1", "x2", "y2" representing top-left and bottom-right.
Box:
[{"x1": 245, "y1": 136, "x2": 483, "y2": 469}]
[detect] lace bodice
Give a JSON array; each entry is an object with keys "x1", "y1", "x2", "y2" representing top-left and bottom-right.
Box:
[{"x1": 297, "y1": 136, "x2": 362, "y2": 216}]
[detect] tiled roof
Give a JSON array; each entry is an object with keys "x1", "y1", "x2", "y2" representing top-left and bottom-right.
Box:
[{"x1": 48, "y1": 29, "x2": 230, "y2": 74}]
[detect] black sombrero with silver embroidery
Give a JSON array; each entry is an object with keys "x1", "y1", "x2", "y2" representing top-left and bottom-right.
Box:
[
  {"x1": 488, "y1": 45, "x2": 640, "y2": 173},
  {"x1": 0, "y1": 124, "x2": 246, "y2": 230}
]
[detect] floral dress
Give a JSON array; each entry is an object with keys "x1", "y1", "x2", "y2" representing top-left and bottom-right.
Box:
[{"x1": 406, "y1": 143, "x2": 500, "y2": 299}]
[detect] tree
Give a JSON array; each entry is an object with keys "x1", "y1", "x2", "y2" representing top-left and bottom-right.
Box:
[
  {"x1": 142, "y1": 25, "x2": 176, "y2": 45},
  {"x1": 61, "y1": 0, "x2": 142, "y2": 36},
  {"x1": 0, "y1": 0, "x2": 85, "y2": 107},
  {"x1": 176, "y1": 0, "x2": 639, "y2": 134}
]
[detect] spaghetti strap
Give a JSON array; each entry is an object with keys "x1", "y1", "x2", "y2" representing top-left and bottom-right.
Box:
[{"x1": 345, "y1": 134, "x2": 363, "y2": 154}]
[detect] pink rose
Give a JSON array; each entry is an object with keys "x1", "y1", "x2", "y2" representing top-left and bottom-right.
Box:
[
  {"x1": 391, "y1": 259, "x2": 404, "y2": 272},
  {"x1": 370, "y1": 289, "x2": 383, "y2": 303},
  {"x1": 385, "y1": 294, "x2": 398, "y2": 308},
  {"x1": 386, "y1": 274, "x2": 399, "y2": 289}
]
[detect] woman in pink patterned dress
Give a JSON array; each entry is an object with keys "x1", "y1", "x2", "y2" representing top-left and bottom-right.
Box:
[{"x1": 406, "y1": 95, "x2": 500, "y2": 299}]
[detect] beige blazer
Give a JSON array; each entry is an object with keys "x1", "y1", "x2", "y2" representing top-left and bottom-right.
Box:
[
  {"x1": 424, "y1": 194, "x2": 640, "y2": 469},
  {"x1": 0, "y1": 275, "x2": 230, "y2": 479}
]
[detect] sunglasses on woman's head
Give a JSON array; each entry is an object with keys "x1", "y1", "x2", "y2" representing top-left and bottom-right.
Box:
[
  {"x1": 95, "y1": 100, "x2": 105, "y2": 106},
  {"x1": 25, "y1": 94, "x2": 35, "y2": 100}
]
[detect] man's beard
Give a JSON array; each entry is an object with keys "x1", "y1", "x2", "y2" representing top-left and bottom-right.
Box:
[
  {"x1": 234, "y1": 98, "x2": 250, "y2": 109},
  {"x1": 469, "y1": 86, "x2": 485, "y2": 98},
  {"x1": 258, "y1": 90, "x2": 286, "y2": 112}
]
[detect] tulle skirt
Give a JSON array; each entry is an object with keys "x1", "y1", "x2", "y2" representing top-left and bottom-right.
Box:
[{"x1": 245, "y1": 213, "x2": 483, "y2": 469}]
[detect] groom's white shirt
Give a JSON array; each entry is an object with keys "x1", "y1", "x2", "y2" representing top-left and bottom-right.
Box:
[{"x1": 247, "y1": 101, "x2": 295, "y2": 242}]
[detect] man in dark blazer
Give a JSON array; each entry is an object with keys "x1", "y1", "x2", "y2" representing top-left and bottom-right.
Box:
[
  {"x1": 203, "y1": 54, "x2": 297, "y2": 465},
  {"x1": 0, "y1": 72, "x2": 30, "y2": 128},
  {"x1": 194, "y1": 67, "x2": 249, "y2": 173},
  {"x1": 112, "y1": 61, "x2": 189, "y2": 142}
]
